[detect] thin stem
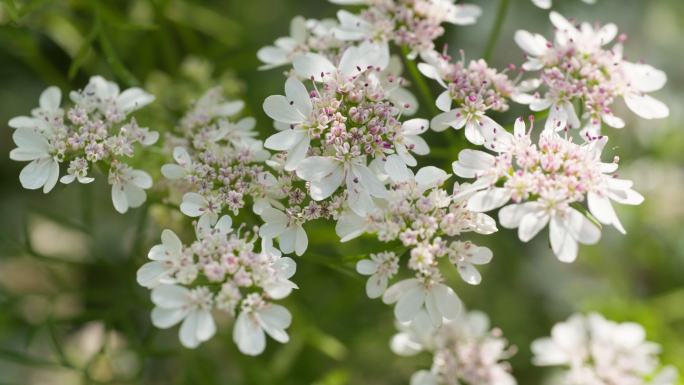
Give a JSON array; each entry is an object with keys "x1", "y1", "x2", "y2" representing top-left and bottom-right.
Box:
[
  {"x1": 482, "y1": 0, "x2": 511, "y2": 62},
  {"x1": 401, "y1": 46, "x2": 439, "y2": 117}
]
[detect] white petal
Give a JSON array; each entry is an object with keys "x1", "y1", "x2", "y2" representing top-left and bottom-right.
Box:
[
  {"x1": 623, "y1": 62, "x2": 667, "y2": 93},
  {"x1": 42, "y1": 159, "x2": 59, "y2": 193},
  {"x1": 293, "y1": 52, "x2": 336, "y2": 80},
  {"x1": 384, "y1": 154, "x2": 412, "y2": 183},
  {"x1": 136, "y1": 261, "x2": 168, "y2": 288},
  {"x1": 335, "y1": 211, "x2": 367, "y2": 242},
  {"x1": 195, "y1": 309, "x2": 216, "y2": 343},
  {"x1": 309, "y1": 163, "x2": 345, "y2": 200},
  {"x1": 431, "y1": 283, "x2": 461, "y2": 320},
  {"x1": 514, "y1": 30, "x2": 549, "y2": 56},
  {"x1": 564, "y1": 208, "x2": 601, "y2": 245},
  {"x1": 263, "y1": 95, "x2": 306, "y2": 124},
  {"x1": 124, "y1": 184, "x2": 146, "y2": 209},
  {"x1": 383, "y1": 278, "x2": 420, "y2": 304},
  {"x1": 356, "y1": 259, "x2": 378, "y2": 276},
  {"x1": 179, "y1": 311, "x2": 200, "y2": 348},
  {"x1": 129, "y1": 169, "x2": 153, "y2": 189},
  {"x1": 180, "y1": 192, "x2": 206, "y2": 217},
  {"x1": 401, "y1": 118, "x2": 429, "y2": 136},
  {"x1": 234, "y1": 311, "x2": 266, "y2": 356},
  {"x1": 39, "y1": 86, "x2": 62, "y2": 110},
  {"x1": 624, "y1": 93, "x2": 669, "y2": 119},
  {"x1": 518, "y1": 211, "x2": 550, "y2": 242},
  {"x1": 294, "y1": 225, "x2": 308, "y2": 256},
  {"x1": 394, "y1": 286, "x2": 426, "y2": 323},
  {"x1": 588, "y1": 192, "x2": 625, "y2": 234},
  {"x1": 499, "y1": 203, "x2": 538, "y2": 229},
  {"x1": 430, "y1": 109, "x2": 466, "y2": 132},
  {"x1": 151, "y1": 285, "x2": 188, "y2": 308},
  {"x1": 161, "y1": 164, "x2": 186, "y2": 179},
  {"x1": 415, "y1": 166, "x2": 448, "y2": 190},
  {"x1": 353, "y1": 164, "x2": 387, "y2": 198},
  {"x1": 256, "y1": 305, "x2": 292, "y2": 343},
  {"x1": 151, "y1": 307, "x2": 188, "y2": 329},
  {"x1": 117, "y1": 88, "x2": 155, "y2": 112},
  {"x1": 467, "y1": 188, "x2": 512, "y2": 212},
  {"x1": 458, "y1": 264, "x2": 482, "y2": 285},
  {"x1": 111, "y1": 183, "x2": 128, "y2": 214},
  {"x1": 549, "y1": 215, "x2": 579, "y2": 263},
  {"x1": 365, "y1": 275, "x2": 387, "y2": 299},
  {"x1": 436, "y1": 90, "x2": 452, "y2": 111},
  {"x1": 284, "y1": 77, "x2": 312, "y2": 116},
  {"x1": 452, "y1": 149, "x2": 495, "y2": 178}
]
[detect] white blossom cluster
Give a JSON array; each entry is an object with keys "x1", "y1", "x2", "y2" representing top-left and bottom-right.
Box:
[
  {"x1": 515, "y1": 12, "x2": 668, "y2": 137},
  {"x1": 391, "y1": 310, "x2": 516, "y2": 385},
  {"x1": 9, "y1": 76, "x2": 157, "y2": 213},
  {"x1": 137, "y1": 216, "x2": 297, "y2": 354},
  {"x1": 452, "y1": 117, "x2": 643, "y2": 262},
  {"x1": 532, "y1": 313, "x2": 678, "y2": 385},
  {"x1": 418, "y1": 49, "x2": 534, "y2": 145},
  {"x1": 345, "y1": 168, "x2": 497, "y2": 325}
]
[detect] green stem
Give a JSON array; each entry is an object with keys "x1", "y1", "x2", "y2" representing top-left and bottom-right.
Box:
[
  {"x1": 401, "y1": 46, "x2": 439, "y2": 117},
  {"x1": 482, "y1": 0, "x2": 510, "y2": 62}
]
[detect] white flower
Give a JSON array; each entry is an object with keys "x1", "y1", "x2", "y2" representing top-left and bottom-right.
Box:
[
  {"x1": 393, "y1": 309, "x2": 517, "y2": 385},
  {"x1": 258, "y1": 207, "x2": 308, "y2": 256},
  {"x1": 586, "y1": 139, "x2": 645, "y2": 234},
  {"x1": 59, "y1": 157, "x2": 94, "y2": 185},
  {"x1": 9, "y1": 127, "x2": 60, "y2": 193},
  {"x1": 514, "y1": 12, "x2": 668, "y2": 133},
  {"x1": 70, "y1": 75, "x2": 155, "y2": 116},
  {"x1": 498, "y1": 201, "x2": 601, "y2": 263},
  {"x1": 8, "y1": 86, "x2": 63, "y2": 133},
  {"x1": 292, "y1": 40, "x2": 389, "y2": 82},
  {"x1": 532, "y1": 313, "x2": 677, "y2": 385},
  {"x1": 233, "y1": 297, "x2": 292, "y2": 356},
  {"x1": 257, "y1": 16, "x2": 308, "y2": 70},
  {"x1": 431, "y1": 107, "x2": 506, "y2": 146},
  {"x1": 263, "y1": 77, "x2": 312, "y2": 171},
  {"x1": 137, "y1": 229, "x2": 187, "y2": 288},
  {"x1": 150, "y1": 285, "x2": 216, "y2": 349},
  {"x1": 109, "y1": 163, "x2": 153, "y2": 214},
  {"x1": 382, "y1": 278, "x2": 462, "y2": 326},
  {"x1": 179, "y1": 192, "x2": 220, "y2": 228},
  {"x1": 448, "y1": 241, "x2": 493, "y2": 285},
  {"x1": 262, "y1": 257, "x2": 299, "y2": 300},
  {"x1": 356, "y1": 251, "x2": 399, "y2": 298},
  {"x1": 394, "y1": 118, "x2": 430, "y2": 167},
  {"x1": 296, "y1": 155, "x2": 388, "y2": 216},
  {"x1": 161, "y1": 147, "x2": 194, "y2": 180}
]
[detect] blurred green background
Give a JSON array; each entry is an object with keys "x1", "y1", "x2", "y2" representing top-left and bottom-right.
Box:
[{"x1": 0, "y1": 0, "x2": 682, "y2": 384}]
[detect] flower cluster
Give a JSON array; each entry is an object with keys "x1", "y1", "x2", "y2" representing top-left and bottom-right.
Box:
[
  {"x1": 392, "y1": 310, "x2": 516, "y2": 385},
  {"x1": 9, "y1": 76, "x2": 157, "y2": 213},
  {"x1": 453, "y1": 117, "x2": 643, "y2": 262},
  {"x1": 515, "y1": 12, "x2": 668, "y2": 136},
  {"x1": 331, "y1": 0, "x2": 481, "y2": 59},
  {"x1": 263, "y1": 42, "x2": 427, "y2": 220},
  {"x1": 344, "y1": 166, "x2": 497, "y2": 325},
  {"x1": 532, "y1": 313, "x2": 678, "y2": 385},
  {"x1": 418, "y1": 50, "x2": 534, "y2": 145},
  {"x1": 257, "y1": 15, "x2": 344, "y2": 70},
  {"x1": 137, "y1": 216, "x2": 297, "y2": 353}
]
